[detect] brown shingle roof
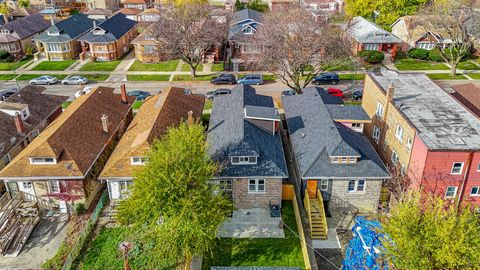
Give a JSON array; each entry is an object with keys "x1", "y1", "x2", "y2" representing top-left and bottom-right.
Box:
[
  {"x1": 116, "y1": 8, "x2": 142, "y2": 15},
  {"x1": 0, "y1": 87, "x2": 135, "y2": 179},
  {"x1": 99, "y1": 87, "x2": 204, "y2": 179},
  {"x1": 0, "y1": 86, "x2": 67, "y2": 157},
  {"x1": 451, "y1": 83, "x2": 480, "y2": 118}
]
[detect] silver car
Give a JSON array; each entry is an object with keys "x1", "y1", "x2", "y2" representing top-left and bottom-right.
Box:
[
  {"x1": 29, "y1": 75, "x2": 58, "y2": 85},
  {"x1": 62, "y1": 76, "x2": 88, "y2": 85}
]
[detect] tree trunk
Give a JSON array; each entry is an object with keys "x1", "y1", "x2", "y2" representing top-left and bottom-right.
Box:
[
  {"x1": 190, "y1": 65, "x2": 196, "y2": 78},
  {"x1": 184, "y1": 255, "x2": 192, "y2": 270},
  {"x1": 450, "y1": 62, "x2": 458, "y2": 77}
]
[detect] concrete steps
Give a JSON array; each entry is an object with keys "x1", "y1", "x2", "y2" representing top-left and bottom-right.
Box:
[{"x1": 309, "y1": 199, "x2": 327, "y2": 240}]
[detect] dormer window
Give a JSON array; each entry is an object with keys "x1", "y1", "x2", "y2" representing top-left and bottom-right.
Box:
[
  {"x1": 21, "y1": 107, "x2": 30, "y2": 120},
  {"x1": 131, "y1": 157, "x2": 148, "y2": 165},
  {"x1": 30, "y1": 157, "x2": 56, "y2": 164},
  {"x1": 243, "y1": 27, "x2": 253, "y2": 35},
  {"x1": 47, "y1": 31, "x2": 59, "y2": 36},
  {"x1": 93, "y1": 29, "x2": 106, "y2": 35},
  {"x1": 331, "y1": 156, "x2": 358, "y2": 164},
  {"x1": 1, "y1": 29, "x2": 10, "y2": 34},
  {"x1": 231, "y1": 156, "x2": 257, "y2": 165}
]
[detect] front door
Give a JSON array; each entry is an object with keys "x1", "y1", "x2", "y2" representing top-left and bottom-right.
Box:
[
  {"x1": 307, "y1": 180, "x2": 317, "y2": 199},
  {"x1": 18, "y1": 181, "x2": 35, "y2": 198},
  {"x1": 7, "y1": 181, "x2": 19, "y2": 196}
]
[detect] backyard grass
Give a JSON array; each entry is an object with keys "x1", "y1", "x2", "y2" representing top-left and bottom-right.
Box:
[
  {"x1": 427, "y1": 73, "x2": 468, "y2": 80},
  {"x1": 32, "y1": 60, "x2": 76, "y2": 71},
  {"x1": 0, "y1": 74, "x2": 16, "y2": 80},
  {"x1": 80, "y1": 60, "x2": 122, "y2": 71},
  {"x1": 181, "y1": 63, "x2": 204, "y2": 72},
  {"x1": 16, "y1": 74, "x2": 67, "y2": 80},
  {"x1": 466, "y1": 73, "x2": 480, "y2": 80},
  {"x1": 127, "y1": 75, "x2": 170, "y2": 81},
  {"x1": 202, "y1": 201, "x2": 304, "y2": 269},
  {"x1": 395, "y1": 59, "x2": 449, "y2": 70},
  {"x1": 172, "y1": 74, "x2": 215, "y2": 81},
  {"x1": 72, "y1": 74, "x2": 110, "y2": 81},
  {"x1": 339, "y1": 74, "x2": 365, "y2": 80},
  {"x1": 62, "y1": 101, "x2": 72, "y2": 109},
  {"x1": 128, "y1": 60, "x2": 180, "y2": 72},
  {"x1": 457, "y1": 60, "x2": 480, "y2": 70},
  {"x1": 0, "y1": 56, "x2": 32, "y2": 71},
  {"x1": 132, "y1": 100, "x2": 143, "y2": 110},
  {"x1": 211, "y1": 63, "x2": 224, "y2": 72},
  {"x1": 204, "y1": 99, "x2": 212, "y2": 111}
]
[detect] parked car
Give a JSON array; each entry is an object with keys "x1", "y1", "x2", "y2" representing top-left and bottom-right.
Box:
[
  {"x1": 353, "y1": 90, "x2": 363, "y2": 100},
  {"x1": 75, "y1": 87, "x2": 93, "y2": 98},
  {"x1": 327, "y1": 88, "x2": 344, "y2": 98},
  {"x1": 205, "y1": 88, "x2": 231, "y2": 99},
  {"x1": 62, "y1": 76, "x2": 88, "y2": 85},
  {"x1": 29, "y1": 75, "x2": 58, "y2": 85},
  {"x1": 127, "y1": 90, "x2": 151, "y2": 101},
  {"x1": 281, "y1": 90, "x2": 296, "y2": 97},
  {"x1": 237, "y1": 74, "x2": 263, "y2": 85},
  {"x1": 210, "y1": 74, "x2": 236, "y2": 85},
  {"x1": 0, "y1": 87, "x2": 19, "y2": 101},
  {"x1": 312, "y1": 72, "x2": 340, "y2": 85}
]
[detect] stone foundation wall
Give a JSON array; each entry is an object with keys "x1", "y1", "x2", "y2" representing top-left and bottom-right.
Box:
[{"x1": 232, "y1": 178, "x2": 282, "y2": 209}]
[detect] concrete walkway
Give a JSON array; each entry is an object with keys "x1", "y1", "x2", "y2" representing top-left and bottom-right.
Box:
[
  {"x1": 113, "y1": 50, "x2": 136, "y2": 72},
  {"x1": 218, "y1": 208, "x2": 285, "y2": 238}
]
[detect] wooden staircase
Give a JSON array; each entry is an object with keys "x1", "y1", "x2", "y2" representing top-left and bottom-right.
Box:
[{"x1": 304, "y1": 189, "x2": 328, "y2": 240}]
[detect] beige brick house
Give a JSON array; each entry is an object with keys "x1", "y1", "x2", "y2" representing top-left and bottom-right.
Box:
[{"x1": 132, "y1": 25, "x2": 167, "y2": 63}]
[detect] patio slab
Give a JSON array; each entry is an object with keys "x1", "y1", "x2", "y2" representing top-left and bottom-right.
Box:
[{"x1": 218, "y1": 208, "x2": 284, "y2": 238}]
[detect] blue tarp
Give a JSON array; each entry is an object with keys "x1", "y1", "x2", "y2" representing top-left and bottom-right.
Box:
[{"x1": 342, "y1": 216, "x2": 388, "y2": 270}]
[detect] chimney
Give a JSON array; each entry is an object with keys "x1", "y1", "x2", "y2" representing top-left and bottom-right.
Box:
[
  {"x1": 120, "y1": 83, "x2": 128, "y2": 104},
  {"x1": 50, "y1": 15, "x2": 55, "y2": 26},
  {"x1": 386, "y1": 81, "x2": 394, "y2": 103},
  {"x1": 101, "y1": 114, "x2": 109, "y2": 133},
  {"x1": 93, "y1": 20, "x2": 97, "y2": 28},
  {"x1": 187, "y1": 110, "x2": 194, "y2": 125},
  {"x1": 14, "y1": 112, "x2": 25, "y2": 134}
]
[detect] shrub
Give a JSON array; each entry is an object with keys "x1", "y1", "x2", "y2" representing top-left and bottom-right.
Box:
[
  {"x1": 358, "y1": 50, "x2": 384, "y2": 64},
  {"x1": 0, "y1": 50, "x2": 10, "y2": 61},
  {"x1": 428, "y1": 49, "x2": 443, "y2": 62},
  {"x1": 24, "y1": 45, "x2": 33, "y2": 56},
  {"x1": 408, "y1": 48, "x2": 429, "y2": 60},
  {"x1": 74, "y1": 203, "x2": 86, "y2": 215},
  {"x1": 395, "y1": 50, "x2": 408, "y2": 60}
]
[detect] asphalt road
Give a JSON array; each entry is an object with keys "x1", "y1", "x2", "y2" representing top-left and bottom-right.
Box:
[{"x1": 0, "y1": 79, "x2": 363, "y2": 99}]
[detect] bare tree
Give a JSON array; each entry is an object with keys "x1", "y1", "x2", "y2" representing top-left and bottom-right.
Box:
[
  {"x1": 150, "y1": 3, "x2": 227, "y2": 77},
  {"x1": 253, "y1": 8, "x2": 347, "y2": 93},
  {"x1": 421, "y1": 0, "x2": 480, "y2": 76}
]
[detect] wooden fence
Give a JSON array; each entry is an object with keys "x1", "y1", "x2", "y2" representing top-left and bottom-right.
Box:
[
  {"x1": 282, "y1": 184, "x2": 295, "y2": 200},
  {"x1": 292, "y1": 192, "x2": 312, "y2": 270}
]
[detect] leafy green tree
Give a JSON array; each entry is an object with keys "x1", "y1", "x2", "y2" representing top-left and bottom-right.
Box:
[
  {"x1": 381, "y1": 192, "x2": 480, "y2": 270},
  {"x1": 345, "y1": 0, "x2": 429, "y2": 29},
  {"x1": 117, "y1": 122, "x2": 233, "y2": 269},
  {"x1": 246, "y1": 0, "x2": 268, "y2": 12},
  {"x1": 234, "y1": 0, "x2": 246, "y2": 11},
  {"x1": 18, "y1": 0, "x2": 30, "y2": 8}
]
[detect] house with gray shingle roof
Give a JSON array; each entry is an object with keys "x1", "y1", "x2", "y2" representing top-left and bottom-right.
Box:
[
  {"x1": 282, "y1": 87, "x2": 390, "y2": 211},
  {"x1": 227, "y1": 8, "x2": 263, "y2": 64},
  {"x1": 346, "y1": 16, "x2": 402, "y2": 58},
  {"x1": 207, "y1": 84, "x2": 287, "y2": 210},
  {"x1": 78, "y1": 13, "x2": 138, "y2": 61}
]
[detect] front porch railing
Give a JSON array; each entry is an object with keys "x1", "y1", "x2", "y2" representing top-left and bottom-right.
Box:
[
  {"x1": 303, "y1": 190, "x2": 313, "y2": 235},
  {"x1": 316, "y1": 189, "x2": 328, "y2": 238}
]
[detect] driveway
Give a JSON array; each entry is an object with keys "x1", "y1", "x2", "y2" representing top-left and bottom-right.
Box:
[{"x1": 0, "y1": 211, "x2": 68, "y2": 269}]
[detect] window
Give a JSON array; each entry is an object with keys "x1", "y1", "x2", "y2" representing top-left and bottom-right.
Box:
[
  {"x1": 375, "y1": 103, "x2": 384, "y2": 117},
  {"x1": 231, "y1": 156, "x2": 257, "y2": 165},
  {"x1": 131, "y1": 157, "x2": 148, "y2": 165},
  {"x1": 395, "y1": 125, "x2": 403, "y2": 142},
  {"x1": 373, "y1": 125, "x2": 381, "y2": 143},
  {"x1": 391, "y1": 150, "x2": 399, "y2": 164},
  {"x1": 49, "y1": 180, "x2": 60, "y2": 193},
  {"x1": 30, "y1": 157, "x2": 56, "y2": 164},
  {"x1": 119, "y1": 180, "x2": 132, "y2": 198},
  {"x1": 243, "y1": 27, "x2": 253, "y2": 34},
  {"x1": 331, "y1": 156, "x2": 358, "y2": 164},
  {"x1": 451, "y1": 162, "x2": 464, "y2": 175},
  {"x1": 143, "y1": 45, "x2": 155, "y2": 54},
  {"x1": 445, "y1": 186, "x2": 457, "y2": 198},
  {"x1": 30, "y1": 130, "x2": 39, "y2": 139},
  {"x1": 470, "y1": 186, "x2": 480, "y2": 196},
  {"x1": 406, "y1": 137, "x2": 413, "y2": 149},
  {"x1": 47, "y1": 43, "x2": 70, "y2": 52},
  {"x1": 320, "y1": 179, "x2": 328, "y2": 191},
  {"x1": 351, "y1": 123, "x2": 362, "y2": 129},
  {"x1": 248, "y1": 179, "x2": 266, "y2": 193},
  {"x1": 348, "y1": 179, "x2": 366, "y2": 192},
  {"x1": 1, "y1": 154, "x2": 10, "y2": 166},
  {"x1": 22, "y1": 182, "x2": 32, "y2": 189},
  {"x1": 218, "y1": 180, "x2": 232, "y2": 191},
  {"x1": 477, "y1": 162, "x2": 480, "y2": 172},
  {"x1": 364, "y1": 43, "x2": 379, "y2": 50}
]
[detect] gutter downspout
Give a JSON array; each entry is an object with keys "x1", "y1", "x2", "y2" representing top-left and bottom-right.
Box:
[{"x1": 456, "y1": 151, "x2": 474, "y2": 210}]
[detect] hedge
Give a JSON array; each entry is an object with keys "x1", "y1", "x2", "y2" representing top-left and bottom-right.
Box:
[
  {"x1": 408, "y1": 48, "x2": 429, "y2": 60},
  {"x1": 358, "y1": 50, "x2": 384, "y2": 64},
  {"x1": 428, "y1": 49, "x2": 443, "y2": 62}
]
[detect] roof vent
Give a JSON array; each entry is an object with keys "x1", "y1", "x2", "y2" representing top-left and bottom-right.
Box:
[
  {"x1": 301, "y1": 133, "x2": 306, "y2": 138},
  {"x1": 101, "y1": 114, "x2": 109, "y2": 133},
  {"x1": 449, "y1": 137, "x2": 466, "y2": 145}
]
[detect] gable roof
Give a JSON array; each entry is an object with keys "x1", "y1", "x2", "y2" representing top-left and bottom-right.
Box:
[
  {"x1": 79, "y1": 13, "x2": 137, "y2": 43},
  {"x1": 33, "y1": 13, "x2": 98, "y2": 43},
  {"x1": 450, "y1": 83, "x2": 480, "y2": 118},
  {"x1": 0, "y1": 13, "x2": 50, "y2": 42},
  {"x1": 347, "y1": 16, "x2": 402, "y2": 44},
  {"x1": 228, "y1": 8, "x2": 263, "y2": 42},
  {"x1": 132, "y1": 24, "x2": 160, "y2": 46},
  {"x1": 325, "y1": 104, "x2": 371, "y2": 121},
  {"x1": 99, "y1": 87, "x2": 204, "y2": 179},
  {"x1": 207, "y1": 84, "x2": 287, "y2": 178},
  {"x1": 0, "y1": 86, "x2": 67, "y2": 158},
  {"x1": 116, "y1": 8, "x2": 142, "y2": 16},
  {"x1": 282, "y1": 87, "x2": 389, "y2": 179},
  {"x1": 391, "y1": 15, "x2": 452, "y2": 45},
  {"x1": 0, "y1": 87, "x2": 135, "y2": 180}
]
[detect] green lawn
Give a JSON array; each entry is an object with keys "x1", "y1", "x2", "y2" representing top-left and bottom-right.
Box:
[
  {"x1": 211, "y1": 63, "x2": 224, "y2": 72},
  {"x1": 181, "y1": 63, "x2": 204, "y2": 72},
  {"x1": 204, "y1": 99, "x2": 212, "y2": 111},
  {"x1": 32, "y1": 60, "x2": 76, "y2": 71},
  {"x1": 0, "y1": 74, "x2": 16, "y2": 80},
  {"x1": 173, "y1": 74, "x2": 215, "y2": 81},
  {"x1": 73, "y1": 74, "x2": 110, "y2": 81},
  {"x1": 466, "y1": 73, "x2": 480, "y2": 79},
  {"x1": 457, "y1": 61, "x2": 480, "y2": 70},
  {"x1": 202, "y1": 201, "x2": 304, "y2": 269},
  {"x1": 0, "y1": 57, "x2": 32, "y2": 71},
  {"x1": 395, "y1": 59, "x2": 450, "y2": 70},
  {"x1": 127, "y1": 75, "x2": 170, "y2": 81},
  {"x1": 128, "y1": 60, "x2": 180, "y2": 72},
  {"x1": 62, "y1": 101, "x2": 72, "y2": 109},
  {"x1": 132, "y1": 100, "x2": 143, "y2": 110},
  {"x1": 16, "y1": 74, "x2": 67, "y2": 80},
  {"x1": 427, "y1": 73, "x2": 468, "y2": 80},
  {"x1": 339, "y1": 74, "x2": 365, "y2": 80},
  {"x1": 80, "y1": 60, "x2": 122, "y2": 71}
]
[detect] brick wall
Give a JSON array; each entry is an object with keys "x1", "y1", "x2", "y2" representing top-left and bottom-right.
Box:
[
  {"x1": 330, "y1": 179, "x2": 383, "y2": 211},
  {"x1": 232, "y1": 178, "x2": 282, "y2": 209}
]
